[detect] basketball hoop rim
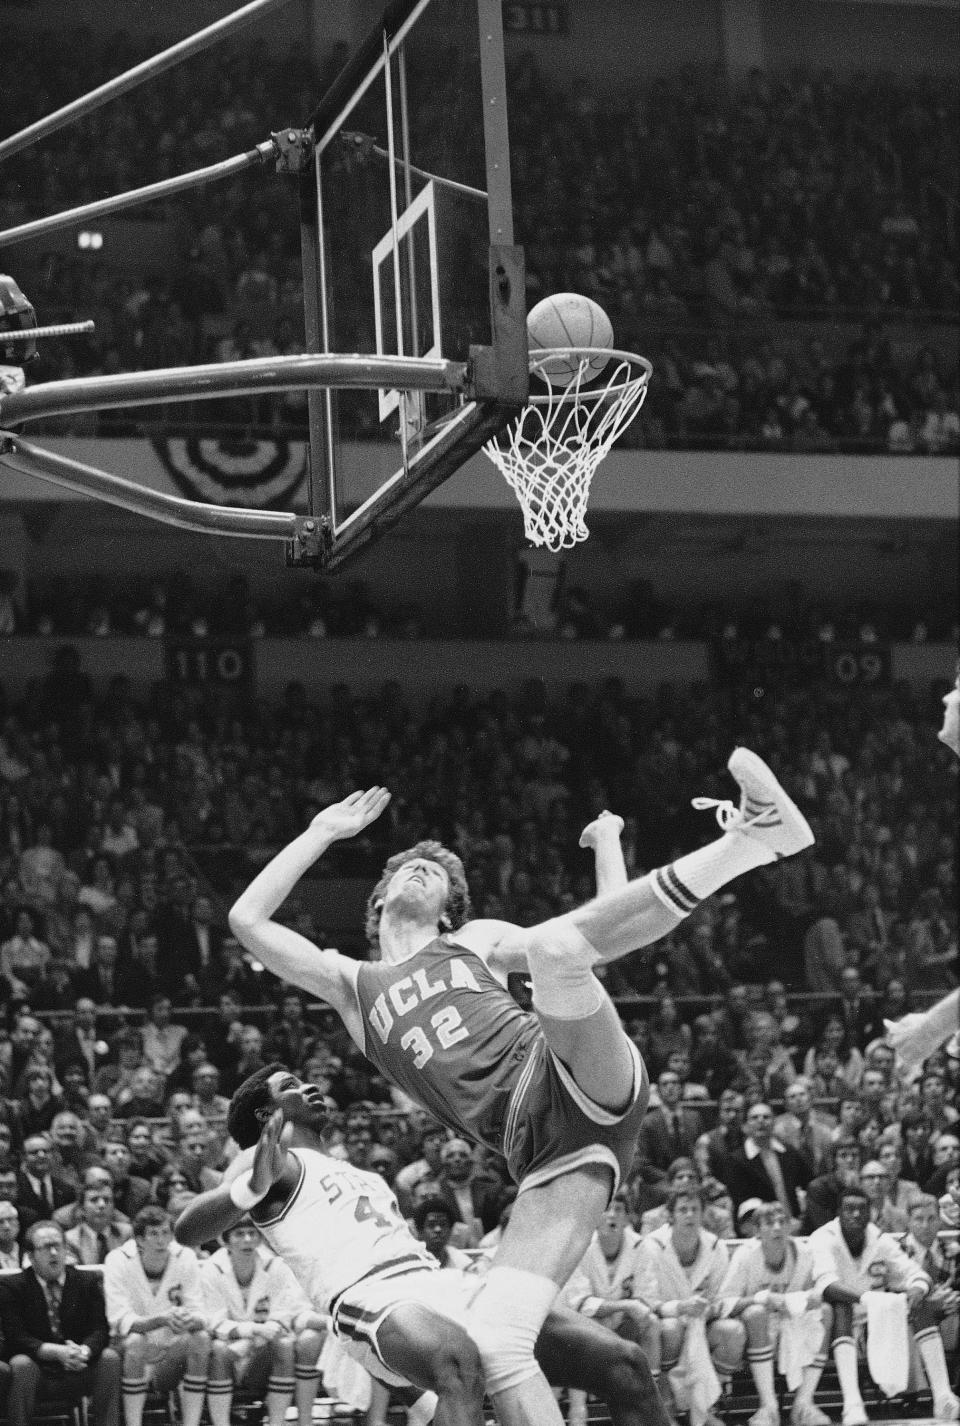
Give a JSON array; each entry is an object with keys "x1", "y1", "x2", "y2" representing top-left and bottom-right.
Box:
[{"x1": 526, "y1": 347, "x2": 652, "y2": 405}]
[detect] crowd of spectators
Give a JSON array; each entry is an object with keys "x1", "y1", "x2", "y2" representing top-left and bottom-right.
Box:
[
  {"x1": 1, "y1": 566, "x2": 956, "y2": 647},
  {"x1": 2, "y1": 28, "x2": 958, "y2": 451},
  {"x1": 0, "y1": 649, "x2": 954, "y2": 992},
  {"x1": 0, "y1": 647, "x2": 956, "y2": 1419}
]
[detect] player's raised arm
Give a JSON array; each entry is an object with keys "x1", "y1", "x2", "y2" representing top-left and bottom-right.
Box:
[
  {"x1": 228, "y1": 788, "x2": 390, "y2": 1041},
  {"x1": 175, "y1": 1109, "x2": 294, "y2": 1247}
]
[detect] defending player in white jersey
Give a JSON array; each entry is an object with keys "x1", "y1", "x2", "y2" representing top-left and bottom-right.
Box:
[
  {"x1": 175, "y1": 1064, "x2": 485, "y2": 1426},
  {"x1": 201, "y1": 1217, "x2": 324, "y2": 1426}
]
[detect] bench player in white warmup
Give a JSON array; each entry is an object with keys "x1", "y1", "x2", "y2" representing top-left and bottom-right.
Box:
[{"x1": 227, "y1": 749, "x2": 814, "y2": 1426}]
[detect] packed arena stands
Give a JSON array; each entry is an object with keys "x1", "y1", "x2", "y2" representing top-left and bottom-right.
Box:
[
  {"x1": 2, "y1": 31, "x2": 958, "y2": 451},
  {"x1": 0, "y1": 653, "x2": 957, "y2": 1421}
]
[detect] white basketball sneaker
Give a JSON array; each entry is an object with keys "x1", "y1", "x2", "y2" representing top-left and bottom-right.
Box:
[{"x1": 692, "y1": 747, "x2": 815, "y2": 862}]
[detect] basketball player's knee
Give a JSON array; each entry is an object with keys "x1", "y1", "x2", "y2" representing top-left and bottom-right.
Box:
[
  {"x1": 430, "y1": 1335, "x2": 483, "y2": 1401},
  {"x1": 294, "y1": 1329, "x2": 323, "y2": 1363},
  {"x1": 209, "y1": 1341, "x2": 233, "y2": 1374},
  {"x1": 466, "y1": 1267, "x2": 557, "y2": 1395},
  {"x1": 527, "y1": 918, "x2": 602, "y2": 1019},
  {"x1": 605, "y1": 1339, "x2": 656, "y2": 1409},
  {"x1": 122, "y1": 1334, "x2": 147, "y2": 1368},
  {"x1": 711, "y1": 1319, "x2": 746, "y2": 1369},
  {"x1": 742, "y1": 1302, "x2": 769, "y2": 1335},
  {"x1": 186, "y1": 1330, "x2": 211, "y2": 1367}
]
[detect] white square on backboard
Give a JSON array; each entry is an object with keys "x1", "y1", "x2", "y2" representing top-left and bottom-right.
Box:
[{"x1": 372, "y1": 180, "x2": 441, "y2": 422}]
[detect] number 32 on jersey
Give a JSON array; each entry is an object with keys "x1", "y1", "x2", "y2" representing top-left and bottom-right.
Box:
[{"x1": 367, "y1": 958, "x2": 481, "y2": 1067}]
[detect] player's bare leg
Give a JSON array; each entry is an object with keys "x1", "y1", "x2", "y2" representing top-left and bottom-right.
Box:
[
  {"x1": 374, "y1": 1303, "x2": 485, "y2": 1426},
  {"x1": 567, "y1": 748, "x2": 814, "y2": 969},
  {"x1": 466, "y1": 1167, "x2": 621, "y2": 1426}
]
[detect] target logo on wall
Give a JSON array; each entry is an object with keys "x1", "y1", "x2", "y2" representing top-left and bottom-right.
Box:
[{"x1": 152, "y1": 436, "x2": 306, "y2": 510}]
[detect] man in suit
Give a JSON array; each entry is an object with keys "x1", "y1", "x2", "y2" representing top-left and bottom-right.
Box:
[
  {"x1": 836, "y1": 965, "x2": 880, "y2": 1050},
  {"x1": 901, "y1": 1108, "x2": 938, "y2": 1190},
  {"x1": 0, "y1": 1218, "x2": 121, "y2": 1426},
  {"x1": 697, "y1": 1087, "x2": 746, "y2": 1185},
  {"x1": 774, "y1": 1077, "x2": 836, "y2": 1175},
  {"x1": 800, "y1": 1138, "x2": 862, "y2": 1234},
  {"x1": 0, "y1": 1166, "x2": 38, "y2": 1238},
  {"x1": 174, "y1": 895, "x2": 226, "y2": 1003},
  {"x1": 637, "y1": 1070, "x2": 704, "y2": 1175},
  {"x1": 75, "y1": 935, "x2": 122, "y2": 1007},
  {"x1": 433, "y1": 1137, "x2": 508, "y2": 1244},
  {"x1": 53, "y1": 998, "x2": 111, "y2": 1086},
  {"x1": 65, "y1": 1182, "x2": 134, "y2": 1265},
  {"x1": 16, "y1": 1135, "x2": 75, "y2": 1221},
  {"x1": 725, "y1": 1101, "x2": 811, "y2": 1229}
]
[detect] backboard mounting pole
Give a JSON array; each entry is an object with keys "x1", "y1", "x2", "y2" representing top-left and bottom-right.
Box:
[{"x1": 476, "y1": 0, "x2": 514, "y2": 246}]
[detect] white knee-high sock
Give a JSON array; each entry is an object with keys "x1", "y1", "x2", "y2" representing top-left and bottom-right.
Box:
[
  {"x1": 748, "y1": 1346, "x2": 778, "y2": 1411},
  {"x1": 180, "y1": 1375, "x2": 207, "y2": 1426},
  {"x1": 121, "y1": 1377, "x2": 149, "y2": 1426},
  {"x1": 832, "y1": 1338, "x2": 863, "y2": 1408},
  {"x1": 295, "y1": 1364, "x2": 320, "y2": 1426},
  {"x1": 266, "y1": 1374, "x2": 296, "y2": 1426},
  {"x1": 652, "y1": 832, "x2": 771, "y2": 916},
  {"x1": 916, "y1": 1326, "x2": 952, "y2": 1399},
  {"x1": 206, "y1": 1380, "x2": 233, "y2": 1426}
]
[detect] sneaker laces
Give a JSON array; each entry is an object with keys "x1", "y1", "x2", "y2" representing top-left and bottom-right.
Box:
[{"x1": 691, "y1": 795, "x2": 778, "y2": 832}]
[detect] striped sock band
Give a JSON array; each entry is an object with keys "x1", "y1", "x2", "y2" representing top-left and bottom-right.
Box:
[
  {"x1": 267, "y1": 1377, "x2": 296, "y2": 1392},
  {"x1": 651, "y1": 863, "x2": 701, "y2": 918},
  {"x1": 747, "y1": 1346, "x2": 774, "y2": 1360},
  {"x1": 295, "y1": 1366, "x2": 320, "y2": 1379}
]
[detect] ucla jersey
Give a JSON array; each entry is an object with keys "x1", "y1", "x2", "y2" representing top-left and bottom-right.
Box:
[
  {"x1": 355, "y1": 935, "x2": 649, "y2": 1196},
  {"x1": 355, "y1": 937, "x2": 540, "y2": 1156},
  {"x1": 255, "y1": 1147, "x2": 435, "y2": 1314}
]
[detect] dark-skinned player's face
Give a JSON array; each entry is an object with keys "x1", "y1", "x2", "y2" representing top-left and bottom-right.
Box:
[
  {"x1": 838, "y1": 1195, "x2": 870, "y2": 1247},
  {"x1": 263, "y1": 1071, "x2": 329, "y2": 1132}
]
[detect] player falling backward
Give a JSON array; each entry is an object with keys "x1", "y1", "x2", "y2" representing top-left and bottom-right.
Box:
[
  {"x1": 228, "y1": 747, "x2": 814, "y2": 1426},
  {"x1": 174, "y1": 1067, "x2": 672, "y2": 1426},
  {"x1": 883, "y1": 664, "x2": 960, "y2": 1070}
]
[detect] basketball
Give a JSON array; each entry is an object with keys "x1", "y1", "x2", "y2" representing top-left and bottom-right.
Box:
[{"x1": 527, "y1": 292, "x2": 615, "y2": 384}]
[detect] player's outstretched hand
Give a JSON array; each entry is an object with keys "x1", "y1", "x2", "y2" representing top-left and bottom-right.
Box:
[
  {"x1": 579, "y1": 809, "x2": 625, "y2": 849},
  {"x1": 250, "y1": 1108, "x2": 292, "y2": 1197},
  {"x1": 311, "y1": 787, "x2": 391, "y2": 841}
]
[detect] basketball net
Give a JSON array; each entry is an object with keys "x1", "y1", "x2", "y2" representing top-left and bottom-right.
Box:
[{"x1": 484, "y1": 350, "x2": 652, "y2": 551}]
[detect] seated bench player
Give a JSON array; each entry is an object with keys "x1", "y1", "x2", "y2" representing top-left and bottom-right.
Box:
[
  {"x1": 563, "y1": 1190, "x2": 662, "y2": 1426},
  {"x1": 202, "y1": 1216, "x2": 324, "y2": 1426},
  {"x1": 717, "y1": 1203, "x2": 831, "y2": 1426},
  {"x1": 901, "y1": 1193, "x2": 960, "y2": 1354},
  {"x1": 809, "y1": 1186, "x2": 960, "y2": 1425},
  {"x1": 634, "y1": 1183, "x2": 740, "y2": 1426},
  {"x1": 103, "y1": 1205, "x2": 211, "y2": 1426}
]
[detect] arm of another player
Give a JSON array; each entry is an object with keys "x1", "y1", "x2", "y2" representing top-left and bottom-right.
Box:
[
  {"x1": 459, "y1": 810, "x2": 629, "y2": 978},
  {"x1": 174, "y1": 1110, "x2": 294, "y2": 1247},
  {"x1": 228, "y1": 788, "x2": 391, "y2": 1045},
  {"x1": 884, "y1": 987, "x2": 959, "y2": 1071}
]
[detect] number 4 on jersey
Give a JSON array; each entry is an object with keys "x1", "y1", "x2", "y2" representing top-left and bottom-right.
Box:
[{"x1": 354, "y1": 1195, "x2": 395, "y2": 1229}]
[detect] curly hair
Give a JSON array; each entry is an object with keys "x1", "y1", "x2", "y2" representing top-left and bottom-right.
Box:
[
  {"x1": 227, "y1": 1062, "x2": 288, "y2": 1149},
  {"x1": 364, "y1": 840, "x2": 472, "y2": 955}
]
